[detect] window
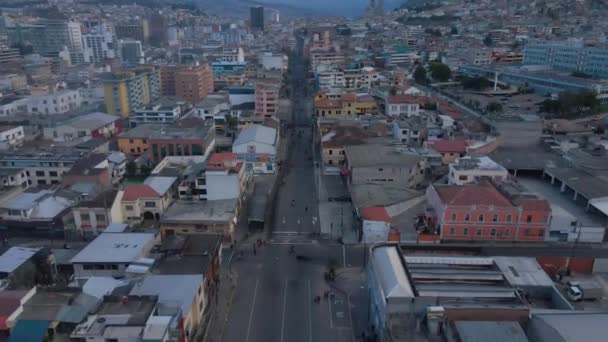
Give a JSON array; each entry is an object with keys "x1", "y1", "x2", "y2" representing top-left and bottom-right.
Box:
[
  {"x1": 478, "y1": 214, "x2": 484, "y2": 222},
  {"x1": 542, "y1": 216, "x2": 548, "y2": 223},
  {"x1": 491, "y1": 228, "x2": 497, "y2": 236},
  {"x1": 451, "y1": 213, "x2": 456, "y2": 221},
  {"x1": 506, "y1": 214, "x2": 512, "y2": 222},
  {"x1": 8, "y1": 209, "x2": 20, "y2": 216},
  {"x1": 328, "y1": 150, "x2": 333, "y2": 155},
  {"x1": 125, "y1": 205, "x2": 134, "y2": 211},
  {"x1": 492, "y1": 214, "x2": 498, "y2": 222},
  {"x1": 465, "y1": 214, "x2": 470, "y2": 221},
  {"x1": 504, "y1": 229, "x2": 510, "y2": 236},
  {"x1": 458, "y1": 175, "x2": 468, "y2": 181},
  {"x1": 96, "y1": 214, "x2": 106, "y2": 222},
  {"x1": 476, "y1": 228, "x2": 482, "y2": 236},
  {"x1": 49, "y1": 171, "x2": 58, "y2": 177},
  {"x1": 144, "y1": 201, "x2": 156, "y2": 208},
  {"x1": 35, "y1": 171, "x2": 45, "y2": 177},
  {"x1": 80, "y1": 213, "x2": 90, "y2": 222},
  {"x1": 449, "y1": 227, "x2": 455, "y2": 236},
  {"x1": 463, "y1": 228, "x2": 469, "y2": 236},
  {"x1": 526, "y1": 215, "x2": 532, "y2": 223}
]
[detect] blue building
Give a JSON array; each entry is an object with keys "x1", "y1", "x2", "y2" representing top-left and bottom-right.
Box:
[
  {"x1": 211, "y1": 62, "x2": 246, "y2": 75},
  {"x1": 524, "y1": 40, "x2": 608, "y2": 78}
]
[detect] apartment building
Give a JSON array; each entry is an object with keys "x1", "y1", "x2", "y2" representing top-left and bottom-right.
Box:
[
  {"x1": 0, "y1": 125, "x2": 24, "y2": 147},
  {"x1": 448, "y1": 156, "x2": 509, "y2": 185},
  {"x1": 386, "y1": 95, "x2": 420, "y2": 117},
  {"x1": 102, "y1": 67, "x2": 160, "y2": 117},
  {"x1": 524, "y1": 40, "x2": 608, "y2": 78},
  {"x1": 254, "y1": 80, "x2": 280, "y2": 117},
  {"x1": 115, "y1": 20, "x2": 149, "y2": 44},
  {"x1": 0, "y1": 151, "x2": 81, "y2": 185},
  {"x1": 131, "y1": 97, "x2": 186, "y2": 127},
  {"x1": 175, "y1": 63, "x2": 214, "y2": 104},
  {"x1": 27, "y1": 89, "x2": 81, "y2": 115},
  {"x1": 426, "y1": 181, "x2": 551, "y2": 242}
]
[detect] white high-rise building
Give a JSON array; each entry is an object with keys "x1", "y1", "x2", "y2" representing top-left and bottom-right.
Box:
[{"x1": 82, "y1": 22, "x2": 116, "y2": 64}]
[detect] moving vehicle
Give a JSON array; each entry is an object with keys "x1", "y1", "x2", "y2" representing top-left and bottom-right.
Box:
[{"x1": 566, "y1": 279, "x2": 604, "y2": 301}]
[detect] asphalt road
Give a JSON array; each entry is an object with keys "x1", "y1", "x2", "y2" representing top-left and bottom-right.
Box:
[{"x1": 222, "y1": 36, "x2": 363, "y2": 342}]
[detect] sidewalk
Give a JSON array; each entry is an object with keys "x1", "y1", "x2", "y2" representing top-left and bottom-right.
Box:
[{"x1": 200, "y1": 269, "x2": 238, "y2": 342}]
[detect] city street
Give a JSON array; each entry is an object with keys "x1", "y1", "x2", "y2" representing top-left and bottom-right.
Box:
[{"x1": 221, "y1": 35, "x2": 366, "y2": 342}]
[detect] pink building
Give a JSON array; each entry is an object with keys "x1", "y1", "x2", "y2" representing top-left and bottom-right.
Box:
[
  {"x1": 255, "y1": 81, "x2": 280, "y2": 117},
  {"x1": 425, "y1": 181, "x2": 550, "y2": 242}
]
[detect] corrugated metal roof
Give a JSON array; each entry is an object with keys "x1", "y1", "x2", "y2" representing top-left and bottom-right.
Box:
[
  {"x1": 404, "y1": 256, "x2": 495, "y2": 266},
  {"x1": 8, "y1": 320, "x2": 49, "y2": 342},
  {"x1": 0, "y1": 247, "x2": 39, "y2": 273},
  {"x1": 371, "y1": 246, "x2": 414, "y2": 299},
  {"x1": 494, "y1": 257, "x2": 554, "y2": 288},
  {"x1": 454, "y1": 321, "x2": 529, "y2": 342}
]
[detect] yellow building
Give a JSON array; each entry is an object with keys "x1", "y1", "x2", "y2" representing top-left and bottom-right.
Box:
[
  {"x1": 103, "y1": 67, "x2": 160, "y2": 117},
  {"x1": 341, "y1": 93, "x2": 378, "y2": 116}
]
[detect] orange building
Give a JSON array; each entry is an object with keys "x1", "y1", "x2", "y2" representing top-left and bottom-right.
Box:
[{"x1": 175, "y1": 64, "x2": 214, "y2": 104}]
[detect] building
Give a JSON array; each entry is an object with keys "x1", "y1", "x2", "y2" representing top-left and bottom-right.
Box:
[
  {"x1": 118, "y1": 39, "x2": 144, "y2": 64},
  {"x1": 0, "y1": 247, "x2": 41, "y2": 288},
  {"x1": 0, "y1": 189, "x2": 76, "y2": 236},
  {"x1": 102, "y1": 67, "x2": 161, "y2": 117},
  {"x1": 426, "y1": 180, "x2": 551, "y2": 242},
  {"x1": 524, "y1": 40, "x2": 608, "y2": 78},
  {"x1": 115, "y1": 20, "x2": 149, "y2": 44},
  {"x1": 368, "y1": 245, "x2": 553, "y2": 342},
  {"x1": 527, "y1": 312, "x2": 608, "y2": 342},
  {"x1": 317, "y1": 69, "x2": 346, "y2": 89},
  {"x1": 161, "y1": 200, "x2": 238, "y2": 242},
  {"x1": 70, "y1": 232, "x2": 155, "y2": 278},
  {"x1": 61, "y1": 152, "x2": 125, "y2": 188},
  {"x1": 26, "y1": 89, "x2": 82, "y2": 115},
  {"x1": 254, "y1": 80, "x2": 280, "y2": 117},
  {"x1": 205, "y1": 152, "x2": 248, "y2": 201},
  {"x1": 0, "y1": 48, "x2": 20, "y2": 63},
  {"x1": 250, "y1": 6, "x2": 264, "y2": 31},
  {"x1": 131, "y1": 97, "x2": 186, "y2": 126},
  {"x1": 0, "y1": 126, "x2": 24, "y2": 147},
  {"x1": 175, "y1": 63, "x2": 214, "y2": 104},
  {"x1": 458, "y1": 64, "x2": 608, "y2": 102},
  {"x1": 0, "y1": 168, "x2": 30, "y2": 187},
  {"x1": 0, "y1": 151, "x2": 81, "y2": 185},
  {"x1": 448, "y1": 156, "x2": 509, "y2": 185},
  {"x1": 148, "y1": 11, "x2": 166, "y2": 46},
  {"x1": 343, "y1": 67, "x2": 380, "y2": 90},
  {"x1": 314, "y1": 98, "x2": 343, "y2": 117},
  {"x1": 80, "y1": 22, "x2": 116, "y2": 64},
  {"x1": 232, "y1": 125, "x2": 278, "y2": 174},
  {"x1": 311, "y1": 50, "x2": 345, "y2": 71},
  {"x1": 193, "y1": 94, "x2": 230, "y2": 120},
  {"x1": 386, "y1": 95, "x2": 420, "y2": 117},
  {"x1": 148, "y1": 124, "x2": 215, "y2": 163},
  {"x1": 321, "y1": 125, "x2": 367, "y2": 169},
  {"x1": 66, "y1": 190, "x2": 117, "y2": 239},
  {"x1": 259, "y1": 52, "x2": 286, "y2": 70},
  {"x1": 0, "y1": 97, "x2": 27, "y2": 117},
  {"x1": 428, "y1": 139, "x2": 467, "y2": 165},
  {"x1": 393, "y1": 116, "x2": 426, "y2": 145},
  {"x1": 120, "y1": 177, "x2": 176, "y2": 222},
  {"x1": 341, "y1": 93, "x2": 378, "y2": 116},
  {"x1": 38, "y1": 19, "x2": 71, "y2": 56},
  {"x1": 43, "y1": 112, "x2": 122, "y2": 142}
]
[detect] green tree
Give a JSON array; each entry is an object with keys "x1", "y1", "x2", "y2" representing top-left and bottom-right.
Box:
[
  {"x1": 126, "y1": 161, "x2": 137, "y2": 177},
  {"x1": 225, "y1": 114, "x2": 238, "y2": 129},
  {"x1": 413, "y1": 66, "x2": 428, "y2": 84},
  {"x1": 486, "y1": 102, "x2": 503, "y2": 113},
  {"x1": 429, "y1": 62, "x2": 451, "y2": 82}
]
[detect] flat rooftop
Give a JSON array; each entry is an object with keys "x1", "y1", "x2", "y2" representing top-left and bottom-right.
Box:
[
  {"x1": 161, "y1": 199, "x2": 237, "y2": 225},
  {"x1": 70, "y1": 233, "x2": 155, "y2": 264}
]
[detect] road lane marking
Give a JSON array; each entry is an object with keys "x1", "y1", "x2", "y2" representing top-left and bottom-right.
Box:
[
  {"x1": 342, "y1": 245, "x2": 346, "y2": 268},
  {"x1": 308, "y1": 280, "x2": 313, "y2": 342},
  {"x1": 245, "y1": 277, "x2": 259, "y2": 342},
  {"x1": 328, "y1": 292, "x2": 334, "y2": 328},
  {"x1": 281, "y1": 278, "x2": 288, "y2": 342}
]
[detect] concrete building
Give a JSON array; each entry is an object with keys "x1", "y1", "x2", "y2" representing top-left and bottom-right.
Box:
[
  {"x1": 524, "y1": 40, "x2": 608, "y2": 78},
  {"x1": 120, "y1": 177, "x2": 176, "y2": 222},
  {"x1": 0, "y1": 168, "x2": 30, "y2": 187},
  {"x1": 393, "y1": 117, "x2": 426, "y2": 145},
  {"x1": 317, "y1": 69, "x2": 346, "y2": 89},
  {"x1": 131, "y1": 97, "x2": 186, "y2": 126},
  {"x1": 0, "y1": 151, "x2": 81, "y2": 185},
  {"x1": 0, "y1": 125, "x2": 24, "y2": 147},
  {"x1": 43, "y1": 112, "x2": 122, "y2": 142},
  {"x1": 386, "y1": 95, "x2": 420, "y2": 118},
  {"x1": 26, "y1": 89, "x2": 81, "y2": 115},
  {"x1": 81, "y1": 22, "x2": 116, "y2": 64},
  {"x1": 427, "y1": 139, "x2": 467, "y2": 165},
  {"x1": 368, "y1": 245, "x2": 553, "y2": 342},
  {"x1": 254, "y1": 80, "x2": 280, "y2": 117},
  {"x1": 259, "y1": 52, "x2": 286, "y2": 70},
  {"x1": 448, "y1": 156, "x2": 509, "y2": 185},
  {"x1": 175, "y1": 63, "x2": 214, "y2": 104},
  {"x1": 148, "y1": 124, "x2": 215, "y2": 163},
  {"x1": 66, "y1": 190, "x2": 117, "y2": 239},
  {"x1": 426, "y1": 181, "x2": 551, "y2": 242},
  {"x1": 161, "y1": 200, "x2": 238, "y2": 242},
  {"x1": 205, "y1": 152, "x2": 248, "y2": 201},
  {"x1": 115, "y1": 20, "x2": 149, "y2": 44},
  {"x1": 70, "y1": 232, "x2": 155, "y2": 278},
  {"x1": 118, "y1": 39, "x2": 144, "y2": 64},
  {"x1": 232, "y1": 125, "x2": 278, "y2": 174},
  {"x1": 102, "y1": 67, "x2": 160, "y2": 117}
]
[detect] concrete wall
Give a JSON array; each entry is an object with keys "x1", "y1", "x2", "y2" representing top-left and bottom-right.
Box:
[{"x1": 206, "y1": 172, "x2": 240, "y2": 200}]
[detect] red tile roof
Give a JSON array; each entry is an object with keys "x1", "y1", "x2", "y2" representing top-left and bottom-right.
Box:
[
  {"x1": 122, "y1": 184, "x2": 159, "y2": 201},
  {"x1": 314, "y1": 98, "x2": 342, "y2": 108},
  {"x1": 387, "y1": 95, "x2": 420, "y2": 104},
  {"x1": 513, "y1": 198, "x2": 551, "y2": 212},
  {"x1": 208, "y1": 152, "x2": 237, "y2": 165},
  {"x1": 434, "y1": 182, "x2": 513, "y2": 207},
  {"x1": 360, "y1": 206, "x2": 391, "y2": 223},
  {"x1": 429, "y1": 139, "x2": 467, "y2": 153}
]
